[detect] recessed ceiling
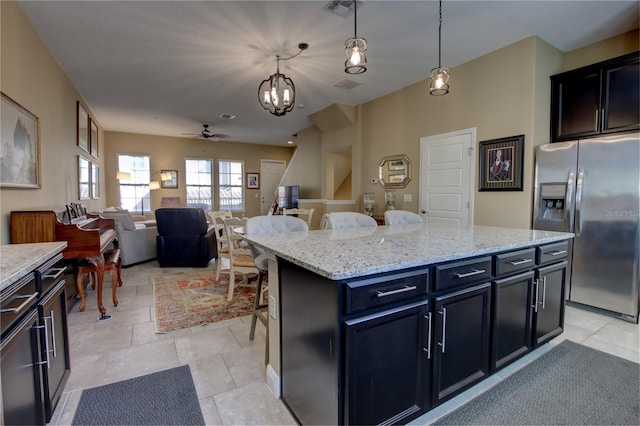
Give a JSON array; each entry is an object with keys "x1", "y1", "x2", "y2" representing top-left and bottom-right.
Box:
[{"x1": 18, "y1": 1, "x2": 639, "y2": 146}]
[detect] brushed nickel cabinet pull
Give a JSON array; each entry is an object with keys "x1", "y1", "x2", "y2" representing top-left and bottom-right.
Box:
[
  {"x1": 376, "y1": 285, "x2": 417, "y2": 298},
  {"x1": 437, "y1": 308, "x2": 447, "y2": 353},
  {"x1": 508, "y1": 259, "x2": 532, "y2": 266},
  {"x1": 454, "y1": 269, "x2": 485, "y2": 279},
  {"x1": 0, "y1": 292, "x2": 38, "y2": 313}
]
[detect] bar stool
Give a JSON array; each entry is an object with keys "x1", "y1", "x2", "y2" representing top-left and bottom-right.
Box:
[
  {"x1": 76, "y1": 248, "x2": 122, "y2": 321},
  {"x1": 245, "y1": 215, "x2": 309, "y2": 365}
]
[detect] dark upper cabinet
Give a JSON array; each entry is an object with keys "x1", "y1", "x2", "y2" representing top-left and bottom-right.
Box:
[{"x1": 551, "y1": 51, "x2": 639, "y2": 142}]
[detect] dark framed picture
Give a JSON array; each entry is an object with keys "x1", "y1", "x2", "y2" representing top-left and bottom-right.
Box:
[
  {"x1": 246, "y1": 172, "x2": 260, "y2": 189},
  {"x1": 77, "y1": 101, "x2": 89, "y2": 153},
  {"x1": 1, "y1": 92, "x2": 41, "y2": 188},
  {"x1": 160, "y1": 170, "x2": 178, "y2": 188},
  {"x1": 89, "y1": 117, "x2": 99, "y2": 158},
  {"x1": 478, "y1": 135, "x2": 524, "y2": 191}
]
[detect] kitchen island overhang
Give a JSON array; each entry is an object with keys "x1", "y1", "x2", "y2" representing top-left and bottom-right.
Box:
[
  {"x1": 244, "y1": 224, "x2": 574, "y2": 280},
  {"x1": 243, "y1": 224, "x2": 574, "y2": 425}
]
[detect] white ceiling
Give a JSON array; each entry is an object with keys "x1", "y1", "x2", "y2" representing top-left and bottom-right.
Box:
[{"x1": 18, "y1": 1, "x2": 639, "y2": 146}]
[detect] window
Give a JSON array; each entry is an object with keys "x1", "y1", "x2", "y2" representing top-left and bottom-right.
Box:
[
  {"x1": 185, "y1": 158, "x2": 212, "y2": 210},
  {"x1": 117, "y1": 154, "x2": 151, "y2": 214},
  {"x1": 218, "y1": 160, "x2": 244, "y2": 211}
]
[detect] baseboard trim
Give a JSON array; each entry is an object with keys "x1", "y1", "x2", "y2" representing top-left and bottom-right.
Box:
[{"x1": 266, "y1": 364, "x2": 281, "y2": 398}]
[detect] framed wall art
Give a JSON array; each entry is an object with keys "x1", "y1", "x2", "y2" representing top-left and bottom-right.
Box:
[
  {"x1": 1, "y1": 92, "x2": 41, "y2": 188},
  {"x1": 77, "y1": 101, "x2": 89, "y2": 153},
  {"x1": 478, "y1": 135, "x2": 524, "y2": 191},
  {"x1": 246, "y1": 172, "x2": 260, "y2": 189},
  {"x1": 160, "y1": 170, "x2": 178, "y2": 188},
  {"x1": 90, "y1": 117, "x2": 99, "y2": 158}
]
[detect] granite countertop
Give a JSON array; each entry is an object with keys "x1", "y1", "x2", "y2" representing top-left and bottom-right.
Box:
[
  {"x1": 243, "y1": 224, "x2": 574, "y2": 280},
  {"x1": 0, "y1": 242, "x2": 67, "y2": 291}
]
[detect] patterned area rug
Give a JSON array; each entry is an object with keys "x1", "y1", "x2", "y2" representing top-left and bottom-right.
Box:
[{"x1": 152, "y1": 270, "x2": 262, "y2": 333}]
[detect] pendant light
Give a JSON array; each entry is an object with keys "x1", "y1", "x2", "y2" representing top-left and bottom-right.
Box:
[
  {"x1": 344, "y1": 0, "x2": 367, "y2": 74},
  {"x1": 429, "y1": 0, "x2": 450, "y2": 96},
  {"x1": 258, "y1": 43, "x2": 308, "y2": 117}
]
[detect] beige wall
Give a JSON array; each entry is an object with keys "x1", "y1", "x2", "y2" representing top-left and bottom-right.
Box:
[
  {"x1": 563, "y1": 29, "x2": 639, "y2": 71},
  {"x1": 280, "y1": 125, "x2": 322, "y2": 199},
  {"x1": 1, "y1": 2, "x2": 107, "y2": 244},
  {"x1": 2, "y1": 0, "x2": 637, "y2": 242},
  {"x1": 294, "y1": 33, "x2": 637, "y2": 228},
  {"x1": 104, "y1": 132, "x2": 294, "y2": 218}
]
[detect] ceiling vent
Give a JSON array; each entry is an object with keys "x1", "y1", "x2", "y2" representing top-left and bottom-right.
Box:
[
  {"x1": 219, "y1": 114, "x2": 236, "y2": 120},
  {"x1": 334, "y1": 79, "x2": 362, "y2": 90},
  {"x1": 324, "y1": 0, "x2": 363, "y2": 17}
]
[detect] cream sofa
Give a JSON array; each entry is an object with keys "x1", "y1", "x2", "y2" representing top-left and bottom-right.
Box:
[{"x1": 98, "y1": 209, "x2": 157, "y2": 266}]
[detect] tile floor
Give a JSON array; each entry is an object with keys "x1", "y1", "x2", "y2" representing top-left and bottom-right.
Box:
[{"x1": 49, "y1": 260, "x2": 639, "y2": 425}]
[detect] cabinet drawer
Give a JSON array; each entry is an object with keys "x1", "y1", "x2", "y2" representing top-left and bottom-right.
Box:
[
  {"x1": 435, "y1": 256, "x2": 492, "y2": 292},
  {"x1": 538, "y1": 241, "x2": 569, "y2": 265},
  {"x1": 35, "y1": 253, "x2": 66, "y2": 296},
  {"x1": 495, "y1": 248, "x2": 536, "y2": 277},
  {"x1": 345, "y1": 269, "x2": 429, "y2": 315}
]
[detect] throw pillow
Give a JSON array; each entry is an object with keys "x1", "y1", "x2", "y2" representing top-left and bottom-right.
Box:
[{"x1": 102, "y1": 211, "x2": 136, "y2": 231}]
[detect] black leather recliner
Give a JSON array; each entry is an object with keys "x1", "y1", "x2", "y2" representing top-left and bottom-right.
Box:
[{"x1": 155, "y1": 208, "x2": 218, "y2": 267}]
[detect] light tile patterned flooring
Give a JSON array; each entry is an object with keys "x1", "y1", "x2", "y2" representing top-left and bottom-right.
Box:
[{"x1": 49, "y1": 260, "x2": 639, "y2": 425}]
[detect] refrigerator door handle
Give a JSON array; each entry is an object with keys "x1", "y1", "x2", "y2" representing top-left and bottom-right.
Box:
[
  {"x1": 565, "y1": 169, "x2": 575, "y2": 231},
  {"x1": 575, "y1": 169, "x2": 585, "y2": 236}
]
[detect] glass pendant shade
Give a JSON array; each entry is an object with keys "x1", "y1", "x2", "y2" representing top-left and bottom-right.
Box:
[
  {"x1": 258, "y1": 69, "x2": 296, "y2": 117},
  {"x1": 429, "y1": 66, "x2": 450, "y2": 96},
  {"x1": 344, "y1": 37, "x2": 367, "y2": 74}
]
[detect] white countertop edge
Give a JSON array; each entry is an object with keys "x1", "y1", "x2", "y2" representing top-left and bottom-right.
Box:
[
  {"x1": 244, "y1": 226, "x2": 573, "y2": 281},
  {"x1": 0, "y1": 242, "x2": 68, "y2": 291}
]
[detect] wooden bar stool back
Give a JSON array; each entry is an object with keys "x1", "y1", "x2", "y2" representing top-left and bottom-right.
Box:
[{"x1": 76, "y1": 247, "x2": 122, "y2": 321}]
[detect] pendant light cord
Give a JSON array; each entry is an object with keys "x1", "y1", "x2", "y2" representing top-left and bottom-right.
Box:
[
  {"x1": 438, "y1": 0, "x2": 442, "y2": 68},
  {"x1": 354, "y1": 0, "x2": 358, "y2": 38}
]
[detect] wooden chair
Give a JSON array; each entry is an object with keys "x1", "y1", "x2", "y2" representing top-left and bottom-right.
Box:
[
  {"x1": 283, "y1": 208, "x2": 315, "y2": 227},
  {"x1": 220, "y1": 217, "x2": 257, "y2": 301}
]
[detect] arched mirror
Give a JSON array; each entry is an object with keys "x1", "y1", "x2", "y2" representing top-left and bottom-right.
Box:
[{"x1": 379, "y1": 154, "x2": 411, "y2": 189}]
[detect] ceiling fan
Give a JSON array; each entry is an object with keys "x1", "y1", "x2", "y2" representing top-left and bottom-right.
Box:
[{"x1": 185, "y1": 124, "x2": 229, "y2": 141}]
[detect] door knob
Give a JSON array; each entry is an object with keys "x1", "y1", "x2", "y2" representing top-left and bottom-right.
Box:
[{"x1": 421, "y1": 210, "x2": 428, "y2": 214}]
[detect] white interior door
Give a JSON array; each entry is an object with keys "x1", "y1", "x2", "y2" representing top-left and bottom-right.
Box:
[
  {"x1": 260, "y1": 160, "x2": 286, "y2": 215},
  {"x1": 419, "y1": 128, "x2": 476, "y2": 227}
]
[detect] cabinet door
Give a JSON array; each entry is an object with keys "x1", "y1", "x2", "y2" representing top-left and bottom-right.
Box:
[
  {"x1": 491, "y1": 271, "x2": 534, "y2": 371},
  {"x1": 38, "y1": 280, "x2": 71, "y2": 422},
  {"x1": 1, "y1": 310, "x2": 45, "y2": 426},
  {"x1": 552, "y1": 69, "x2": 601, "y2": 141},
  {"x1": 345, "y1": 300, "x2": 431, "y2": 425},
  {"x1": 432, "y1": 283, "x2": 491, "y2": 406},
  {"x1": 603, "y1": 58, "x2": 640, "y2": 133},
  {"x1": 533, "y1": 261, "x2": 567, "y2": 347}
]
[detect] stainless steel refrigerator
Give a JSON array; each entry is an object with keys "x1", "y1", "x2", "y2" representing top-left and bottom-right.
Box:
[{"x1": 533, "y1": 132, "x2": 640, "y2": 323}]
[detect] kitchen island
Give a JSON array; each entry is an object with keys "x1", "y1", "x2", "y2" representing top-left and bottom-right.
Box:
[
  {"x1": 244, "y1": 223, "x2": 573, "y2": 425},
  {"x1": 1, "y1": 242, "x2": 70, "y2": 425}
]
